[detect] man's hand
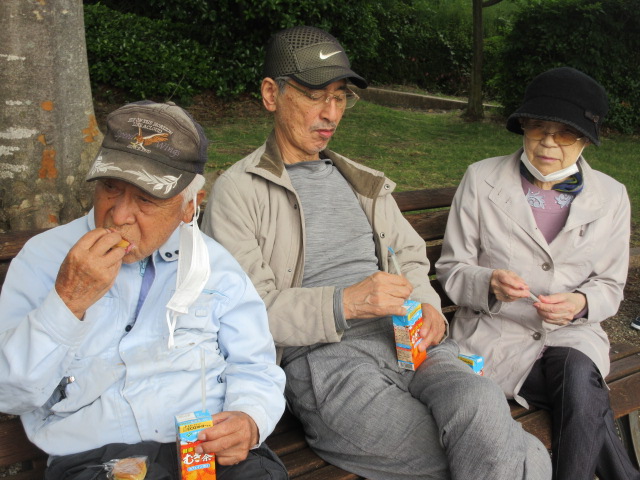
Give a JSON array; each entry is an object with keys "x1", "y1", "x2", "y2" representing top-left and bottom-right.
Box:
[
  {"x1": 417, "y1": 303, "x2": 446, "y2": 351},
  {"x1": 343, "y1": 271, "x2": 412, "y2": 320},
  {"x1": 196, "y1": 411, "x2": 259, "y2": 466},
  {"x1": 490, "y1": 269, "x2": 532, "y2": 302},
  {"x1": 55, "y1": 228, "x2": 127, "y2": 319},
  {"x1": 534, "y1": 292, "x2": 587, "y2": 326}
]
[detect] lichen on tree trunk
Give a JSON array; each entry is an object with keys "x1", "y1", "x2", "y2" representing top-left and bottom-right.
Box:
[{"x1": 0, "y1": 0, "x2": 102, "y2": 231}]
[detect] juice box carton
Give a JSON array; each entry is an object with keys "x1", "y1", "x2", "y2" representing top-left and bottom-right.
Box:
[
  {"x1": 458, "y1": 353, "x2": 484, "y2": 375},
  {"x1": 175, "y1": 410, "x2": 216, "y2": 479},
  {"x1": 393, "y1": 300, "x2": 427, "y2": 371}
]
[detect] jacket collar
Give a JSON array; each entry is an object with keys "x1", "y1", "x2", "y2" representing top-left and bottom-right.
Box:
[
  {"x1": 250, "y1": 130, "x2": 391, "y2": 199},
  {"x1": 485, "y1": 149, "x2": 610, "y2": 247}
]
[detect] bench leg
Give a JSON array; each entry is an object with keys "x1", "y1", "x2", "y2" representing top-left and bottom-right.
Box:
[
  {"x1": 630, "y1": 410, "x2": 640, "y2": 469},
  {"x1": 614, "y1": 410, "x2": 640, "y2": 470}
]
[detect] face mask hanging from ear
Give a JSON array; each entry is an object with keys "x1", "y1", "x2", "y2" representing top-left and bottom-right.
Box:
[
  {"x1": 166, "y1": 191, "x2": 211, "y2": 349},
  {"x1": 520, "y1": 142, "x2": 584, "y2": 183}
]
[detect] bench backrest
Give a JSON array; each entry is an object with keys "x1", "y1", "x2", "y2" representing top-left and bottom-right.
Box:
[{"x1": 392, "y1": 187, "x2": 457, "y2": 312}]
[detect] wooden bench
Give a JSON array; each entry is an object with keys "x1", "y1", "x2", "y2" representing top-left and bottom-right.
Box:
[{"x1": 1, "y1": 187, "x2": 639, "y2": 479}]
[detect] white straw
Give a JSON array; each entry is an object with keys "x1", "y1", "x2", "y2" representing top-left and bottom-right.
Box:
[
  {"x1": 200, "y1": 349, "x2": 206, "y2": 412},
  {"x1": 388, "y1": 246, "x2": 403, "y2": 276},
  {"x1": 529, "y1": 292, "x2": 540, "y2": 303}
]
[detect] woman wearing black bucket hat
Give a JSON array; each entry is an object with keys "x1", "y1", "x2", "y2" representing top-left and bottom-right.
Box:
[{"x1": 437, "y1": 67, "x2": 639, "y2": 479}]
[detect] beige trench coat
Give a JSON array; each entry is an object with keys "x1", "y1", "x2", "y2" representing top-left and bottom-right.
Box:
[
  {"x1": 203, "y1": 132, "x2": 443, "y2": 363},
  {"x1": 436, "y1": 150, "x2": 630, "y2": 407}
]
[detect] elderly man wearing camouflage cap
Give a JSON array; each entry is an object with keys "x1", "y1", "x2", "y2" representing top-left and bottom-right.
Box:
[
  {"x1": 0, "y1": 101, "x2": 288, "y2": 480},
  {"x1": 204, "y1": 26, "x2": 552, "y2": 480}
]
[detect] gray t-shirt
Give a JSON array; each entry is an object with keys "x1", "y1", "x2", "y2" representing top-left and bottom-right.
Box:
[{"x1": 286, "y1": 159, "x2": 379, "y2": 290}]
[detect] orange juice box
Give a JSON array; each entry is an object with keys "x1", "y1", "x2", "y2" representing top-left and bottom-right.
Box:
[
  {"x1": 175, "y1": 410, "x2": 216, "y2": 479},
  {"x1": 393, "y1": 300, "x2": 427, "y2": 371},
  {"x1": 458, "y1": 353, "x2": 484, "y2": 375}
]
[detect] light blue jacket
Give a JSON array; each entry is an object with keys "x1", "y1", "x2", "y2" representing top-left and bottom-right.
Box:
[{"x1": 0, "y1": 210, "x2": 286, "y2": 456}]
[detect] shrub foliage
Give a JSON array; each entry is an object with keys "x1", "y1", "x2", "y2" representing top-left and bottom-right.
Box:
[
  {"x1": 84, "y1": 0, "x2": 640, "y2": 134},
  {"x1": 489, "y1": 0, "x2": 640, "y2": 134},
  {"x1": 84, "y1": 4, "x2": 217, "y2": 102}
]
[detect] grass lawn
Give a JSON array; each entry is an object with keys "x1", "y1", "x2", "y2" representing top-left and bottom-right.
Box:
[{"x1": 204, "y1": 99, "x2": 640, "y2": 246}]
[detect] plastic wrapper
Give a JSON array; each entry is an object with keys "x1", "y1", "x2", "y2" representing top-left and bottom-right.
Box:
[{"x1": 105, "y1": 455, "x2": 148, "y2": 480}]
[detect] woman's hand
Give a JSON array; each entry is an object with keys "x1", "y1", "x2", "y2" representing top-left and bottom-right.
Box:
[
  {"x1": 490, "y1": 269, "x2": 532, "y2": 302},
  {"x1": 534, "y1": 292, "x2": 587, "y2": 325}
]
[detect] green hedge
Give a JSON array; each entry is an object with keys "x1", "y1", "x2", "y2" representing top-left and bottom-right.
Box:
[
  {"x1": 84, "y1": 1, "x2": 640, "y2": 134},
  {"x1": 490, "y1": 0, "x2": 640, "y2": 134},
  {"x1": 84, "y1": 4, "x2": 217, "y2": 101},
  {"x1": 83, "y1": 1, "x2": 470, "y2": 100}
]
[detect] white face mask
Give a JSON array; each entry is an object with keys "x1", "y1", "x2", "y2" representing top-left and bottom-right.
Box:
[
  {"x1": 166, "y1": 192, "x2": 210, "y2": 348},
  {"x1": 520, "y1": 143, "x2": 583, "y2": 183}
]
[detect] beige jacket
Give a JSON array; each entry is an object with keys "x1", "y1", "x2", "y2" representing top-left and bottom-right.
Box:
[
  {"x1": 436, "y1": 150, "x2": 630, "y2": 407},
  {"x1": 203, "y1": 132, "x2": 442, "y2": 362}
]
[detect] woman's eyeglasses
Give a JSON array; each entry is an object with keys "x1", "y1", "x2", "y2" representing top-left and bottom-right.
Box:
[{"x1": 522, "y1": 123, "x2": 584, "y2": 146}]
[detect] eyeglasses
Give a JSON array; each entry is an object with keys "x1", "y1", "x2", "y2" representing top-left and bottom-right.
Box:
[
  {"x1": 284, "y1": 80, "x2": 359, "y2": 110},
  {"x1": 522, "y1": 123, "x2": 584, "y2": 146}
]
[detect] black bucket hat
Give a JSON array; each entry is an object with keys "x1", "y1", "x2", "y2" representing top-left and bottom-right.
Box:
[
  {"x1": 506, "y1": 67, "x2": 608, "y2": 146},
  {"x1": 263, "y1": 25, "x2": 367, "y2": 89}
]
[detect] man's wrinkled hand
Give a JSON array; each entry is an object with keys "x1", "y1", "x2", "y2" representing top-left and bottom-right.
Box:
[
  {"x1": 55, "y1": 228, "x2": 127, "y2": 319},
  {"x1": 196, "y1": 411, "x2": 259, "y2": 466},
  {"x1": 417, "y1": 303, "x2": 446, "y2": 351},
  {"x1": 343, "y1": 271, "x2": 412, "y2": 320}
]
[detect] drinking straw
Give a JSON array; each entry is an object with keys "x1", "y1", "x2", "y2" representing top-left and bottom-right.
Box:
[
  {"x1": 388, "y1": 246, "x2": 403, "y2": 276},
  {"x1": 201, "y1": 349, "x2": 206, "y2": 412}
]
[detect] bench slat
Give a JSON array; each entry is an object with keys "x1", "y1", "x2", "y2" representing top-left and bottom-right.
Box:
[
  {"x1": 610, "y1": 343, "x2": 640, "y2": 362},
  {"x1": 610, "y1": 374, "x2": 640, "y2": 419},
  {"x1": 266, "y1": 428, "x2": 307, "y2": 457},
  {"x1": 294, "y1": 465, "x2": 364, "y2": 480},
  {"x1": 518, "y1": 410, "x2": 553, "y2": 449},
  {"x1": 279, "y1": 448, "x2": 330, "y2": 477},
  {"x1": 0, "y1": 229, "x2": 47, "y2": 262},
  {"x1": 0, "y1": 417, "x2": 46, "y2": 468},
  {"x1": 393, "y1": 187, "x2": 457, "y2": 212},
  {"x1": 403, "y1": 210, "x2": 449, "y2": 242},
  {"x1": 607, "y1": 353, "x2": 640, "y2": 383}
]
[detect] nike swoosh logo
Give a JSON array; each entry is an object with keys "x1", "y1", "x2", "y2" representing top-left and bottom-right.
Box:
[{"x1": 319, "y1": 50, "x2": 341, "y2": 60}]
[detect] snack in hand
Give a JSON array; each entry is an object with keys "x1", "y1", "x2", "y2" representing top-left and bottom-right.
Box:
[
  {"x1": 115, "y1": 239, "x2": 130, "y2": 249},
  {"x1": 112, "y1": 457, "x2": 147, "y2": 480}
]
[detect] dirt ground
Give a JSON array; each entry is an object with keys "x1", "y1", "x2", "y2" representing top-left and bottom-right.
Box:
[{"x1": 604, "y1": 265, "x2": 640, "y2": 347}]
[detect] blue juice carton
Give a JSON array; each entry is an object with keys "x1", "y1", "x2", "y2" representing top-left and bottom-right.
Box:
[
  {"x1": 458, "y1": 353, "x2": 484, "y2": 375},
  {"x1": 393, "y1": 300, "x2": 427, "y2": 370}
]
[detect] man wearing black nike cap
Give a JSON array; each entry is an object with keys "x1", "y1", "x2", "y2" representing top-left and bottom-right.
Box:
[{"x1": 203, "y1": 26, "x2": 551, "y2": 480}]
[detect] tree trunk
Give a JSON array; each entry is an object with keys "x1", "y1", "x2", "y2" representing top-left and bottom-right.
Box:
[
  {"x1": 0, "y1": 0, "x2": 102, "y2": 231},
  {"x1": 466, "y1": 0, "x2": 485, "y2": 120}
]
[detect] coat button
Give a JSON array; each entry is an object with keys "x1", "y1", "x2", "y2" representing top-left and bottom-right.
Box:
[
  {"x1": 380, "y1": 232, "x2": 386, "y2": 238},
  {"x1": 293, "y1": 204, "x2": 298, "y2": 209},
  {"x1": 532, "y1": 332, "x2": 542, "y2": 340},
  {"x1": 541, "y1": 262, "x2": 551, "y2": 271},
  {"x1": 384, "y1": 184, "x2": 391, "y2": 190}
]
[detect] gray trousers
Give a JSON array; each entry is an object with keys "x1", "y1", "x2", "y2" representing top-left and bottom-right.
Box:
[{"x1": 282, "y1": 318, "x2": 551, "y2": 480}]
